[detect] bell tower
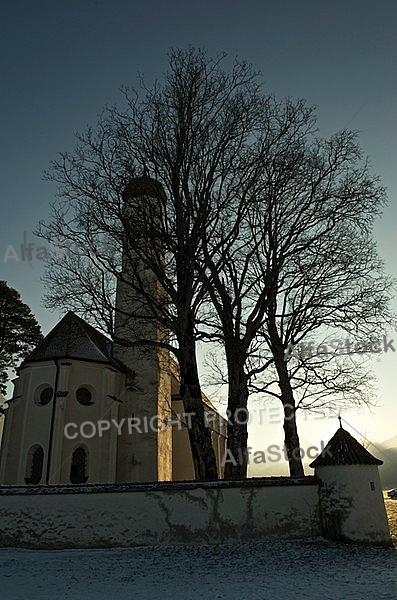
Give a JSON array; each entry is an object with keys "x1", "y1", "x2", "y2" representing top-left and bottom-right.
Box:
[{"x1": 113, "y1": 176, "x2": 172, "y2": 482}]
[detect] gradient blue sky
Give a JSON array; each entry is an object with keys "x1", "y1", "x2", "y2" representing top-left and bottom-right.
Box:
[{"x1": 1, "y1": 0, "x2": 396, "y2": 467}]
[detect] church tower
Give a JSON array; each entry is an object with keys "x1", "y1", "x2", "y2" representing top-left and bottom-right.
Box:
[{"x1": 113, "y1": 176, "x2": 173, "y2": 482}]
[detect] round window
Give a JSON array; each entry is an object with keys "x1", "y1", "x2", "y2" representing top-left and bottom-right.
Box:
[
  {"x1": 35, "y1": 387, "x2": 53, "y2": 406},
  {"x1": 76, "y1": 387, "x2": 93, "y2": 406}
]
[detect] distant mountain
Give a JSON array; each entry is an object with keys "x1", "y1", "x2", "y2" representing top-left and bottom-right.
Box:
[
  {"x1": 379, "y1": 434, "x2": 397, "y2": 449},
  {"x1": 367, "y1": 439, "x2": 397, "y2": 489},
  {"x1": 247, "y1": 434, "x2": 397, "y2": 488}
]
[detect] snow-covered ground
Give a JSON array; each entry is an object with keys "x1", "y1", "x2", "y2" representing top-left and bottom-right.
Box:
[
  {"x1": 1, "y1": 537, "x2": 396, "y2": 600},
  {"x1": 1, "y1": 499, "x2": 396, "y2": 599}
]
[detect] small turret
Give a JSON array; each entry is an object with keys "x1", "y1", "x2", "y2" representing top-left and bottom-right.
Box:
[{"x1": 311, "y1": 421, "x2": 391, "y2": 545}]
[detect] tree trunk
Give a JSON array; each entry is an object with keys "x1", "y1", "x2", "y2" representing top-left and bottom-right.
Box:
[
  {"x1": 277, "y1": 369, "x2": 305, "y2": 477},
  {"x1": 267, "y1": 313, "x2": 304, "y2": 477},
  {"x1": 224, "y1": 351, "x2": 249, "y2": 479},
  {"x1": 178, "y1": 331, "x2": 218, "y2": 480},
  {"x1": 281, "y1": 397, "x2": 305, "y2": 477}
]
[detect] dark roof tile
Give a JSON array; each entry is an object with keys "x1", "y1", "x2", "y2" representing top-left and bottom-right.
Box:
[
  {"x1": 23, "y1": 311, "x2": 116, "y2": 365},
  {"x1": 310, "y1": 426, "x2": 383, "y2": 468}
]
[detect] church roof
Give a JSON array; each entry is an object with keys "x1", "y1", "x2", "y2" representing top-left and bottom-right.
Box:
[
  {"x1": 23, "y1": 311, "x2": 116, "y2": 366},
  {"x1": 309, "y1": 425, "x2": 383, "y2": 468}
]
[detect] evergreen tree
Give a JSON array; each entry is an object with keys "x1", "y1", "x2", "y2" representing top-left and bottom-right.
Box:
[{"x1": 0, "y1": 281, "x2": 43, "y2": 398}]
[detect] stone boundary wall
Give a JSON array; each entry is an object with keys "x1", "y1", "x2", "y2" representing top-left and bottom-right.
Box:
[{"x1": 0, "y1": 477, "x2": 320, "y2": 549}]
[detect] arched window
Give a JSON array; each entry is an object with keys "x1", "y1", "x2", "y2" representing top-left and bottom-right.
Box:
[
  {"x1": 70, "y1": 446, "x2": 88, "y2": 484},
  {"x1": 25, "y1": 445, "x2": 44, "y2": 484}
]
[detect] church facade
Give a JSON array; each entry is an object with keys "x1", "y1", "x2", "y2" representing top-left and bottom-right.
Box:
[{"x1": 0, "y1": 311, "x2": 227, "y2": 486}]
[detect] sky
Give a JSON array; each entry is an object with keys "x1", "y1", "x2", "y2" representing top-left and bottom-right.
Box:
[{"x1": 0, "y1": 0, "x2": 396, "y2": 472}]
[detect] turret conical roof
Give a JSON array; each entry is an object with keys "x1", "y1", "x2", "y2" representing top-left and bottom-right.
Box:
[{"x1": 310, "y1": 425, "x2": 383, "y2": 468}]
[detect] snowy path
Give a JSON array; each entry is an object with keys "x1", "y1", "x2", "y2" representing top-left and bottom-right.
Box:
[{"x1": 1, "y1": 538, "x2": 396, "y2": 600}]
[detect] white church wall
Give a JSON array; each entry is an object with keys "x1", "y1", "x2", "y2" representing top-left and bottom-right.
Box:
[
  {"x1": 0, "y1": 478, "x2": 320, "y2": 548},
  {"x1": 0, "y1": 362, "x2": 56, "y2": 485},
  {"x1": 0, "y1": 359, "x2": 124, "y2": 486},
  {"x1": 53, "y1": 360, "x2": 122, "y2": 485}
]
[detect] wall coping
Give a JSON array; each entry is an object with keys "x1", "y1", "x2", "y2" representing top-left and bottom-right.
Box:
[{"x1": 0, "y1": 476, "x2": 318, "y2": 495}]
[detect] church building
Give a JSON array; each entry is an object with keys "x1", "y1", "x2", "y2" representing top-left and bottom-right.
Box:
[
  {"x1": 0, "y1": 177, "x2": 227, "y2": 486},
  {"x1": 0, "y1": 311, "x2": 227, "y2": 486}
]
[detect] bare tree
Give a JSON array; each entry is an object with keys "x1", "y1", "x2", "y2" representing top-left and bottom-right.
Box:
[
  {"x1": 251, "y1": 128, "x2": 394, "y2": 475},
  {"x1": 39, "y1": 48, "x2": 265, "y2": 480},
  {"x1": 39, "y1": 48, "x2": 393, "y2": 482},
  {"x1": 199, "y1": 119, "x2": 394, "y2": 477}
]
